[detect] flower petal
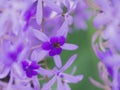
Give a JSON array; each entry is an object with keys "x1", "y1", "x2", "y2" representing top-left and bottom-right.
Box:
[
  {"x1": 36, "y1": 0, "x2": 43, "y2": 25},
  {"x1": 31, "y1": 50, "x2": 48, "y2": 62},
  {"x1": 32, "y1": 29, "x2": 49, "y2": 42},
  {"x1": 42, "y1": 42, "x2": 51, "y2": 50},
  {"x1": 57, "y1": 77, "x2": 64, "y2": 90},
  {"x1": 0, "y1": 67, "x2": 10, "y2": 79},
  {"x1": 63, "y1": 73, "x2": 83, "y2": 83},
  {"x1": 62, "y1": 43, "x2": 78, "y2": 50},
  {"x1": 32, "y1": 76, "x2": 40, "y2": 90},
  {"x1": 64, "y1": 83, "x2": 71, "y2": 90},
  {"x1": 42, "y1": 76, "x2": 56, "y2": 90},
  {"x1": 38, "y1": 67, "x2": 54, "y2": 77},
  {"x1": 53, "y1": 55, "x2": 62, "y2": 68},
  {"x1": 56, "y1": 20, "x2": 69, "y2": 37},
  {"x1": 44, "y1": 0, "x2": 62, "y2": 13},
  {"x1": 60, "y1": 54, "x2": 77, "y2": 72}
]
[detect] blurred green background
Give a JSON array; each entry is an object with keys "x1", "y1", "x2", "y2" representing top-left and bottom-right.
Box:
[{"x1": 46, "y1": 21, "x2": 102, "y2": 90}]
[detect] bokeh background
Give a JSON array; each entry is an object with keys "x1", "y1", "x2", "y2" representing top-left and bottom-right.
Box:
[{"x1": 45, "y1": 20, "x2": 102, "y2": 90}]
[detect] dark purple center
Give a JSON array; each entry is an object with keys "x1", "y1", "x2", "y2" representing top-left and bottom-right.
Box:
[
  {"x1": 42, "y1": 36, "x2": 66, "y2": 56},
  {"x1": 22, "y1": 61, "x2": 39, "y2": 78}
]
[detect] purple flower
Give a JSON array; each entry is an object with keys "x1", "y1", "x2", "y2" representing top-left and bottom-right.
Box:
[
  {"x1": 22, "y1": 60, "x2": 40, "y2": 78},
  {"x1": 41, "y1": 54, "x2": 83, "y2": 90},
  {"x1": 42, "y1": 36, "x2": 65, "y2": 56},
  {"x1": 31, "y1": 29, "x2": 78, "y2": 68}
]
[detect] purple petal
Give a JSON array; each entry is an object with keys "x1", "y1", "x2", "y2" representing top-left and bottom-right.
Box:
[
  {"x1": 57, "y1": 77, "x2": 64, "y2": 90},
  {"x1": 22, "y1": 61, "x2": 29, "y2": 70},
  {"x1": 0, "y1": 68, "x2": 10, "y2": 79},
  {"x1": 53, "y1": 55, "x2": 62, "y2": 68},
  {"x1": 13, "y1": 63, "x2": 25, "y2": 78},
  {"x1": 60, "y1": 54, "x2": 77, "y2": 72},
  {"x1": 32, "y1": 77, "x2": 40, "y2": 90},
  {"x1": 50, "y1": 37, "x2": 58, "y2": 43},
  {"x1": 32, "y1": 29, "x2": 49, "y2": 42},
  {"x1": 30, "y1": 61, "x2": 40, "y2": 69},
  {"x1": 56, "y1": 20, "x2": 69, "y2": 37},
  {"x1": 64, "y1": 83, "x2": 71, "y2": 90},
  {"x1": 38, "y1": 67, "x2": 54, "y2": 77},
  {"x1": 62, "y1": 43, "x2": 78, "y2": 50},
  {"x1": 42, "y1": 76, "x2": 56, "y2": 90},
  {"x1": 44, "y1": 0, "x2": 62, "y2": 13},
  {"x1": 31, "y1": 50, "x2": 48, "y2": 62},
  {"x1": 36, "y1": 0, "x2": 43, "y2": 25},
  {"x1": 42, "y1": 42, "x2": 51, "y2": 50},
  {"x1": 93, "y1": 13, "x2": 110, "y2": 29},
  {"x1": 63, "y1": 73, "x2": 83, "y2": 83},
  {"x1": 31, "y1": 70, "x2": 38, "y2": 76},
  {"x1": 49, "y1": 48, "x2": 62, "y2": 56},
  {"x1": 58, "y1": 36, "x2": 66, "y2": 46}
]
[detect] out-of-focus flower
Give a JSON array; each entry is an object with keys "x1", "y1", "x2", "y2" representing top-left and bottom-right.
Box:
[{"x1": 42, "y1": 54, "x2": 83, "y2": 90}]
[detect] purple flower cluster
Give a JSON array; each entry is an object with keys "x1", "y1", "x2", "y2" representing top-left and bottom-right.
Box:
[
  {"x1": 91, "y1": 0, "x2": 120, "y2": 90},
  {"x1": 0, "y1": 0, "x2": 90, "y2": 90}
]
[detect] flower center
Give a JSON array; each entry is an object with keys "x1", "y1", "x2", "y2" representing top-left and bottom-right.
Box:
[{"x1": 53, "y1": 43, "x2": 60, "y2": 48}]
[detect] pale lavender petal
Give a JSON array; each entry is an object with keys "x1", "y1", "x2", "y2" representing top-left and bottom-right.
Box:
[
  {"x1": 31, "y1": 50, "x2": 48, "y2": 62},
  {"x1": 12, "y1": 63, "x2": 25, "y2": 78},
  {"x1": 32, "y1": 29, "x2": 49, "y2": 42},
  {"x1": 67, "y1": 15, "x2": 73, "y2": 25},
  {"x1": 32, "y1": 77, "x2": 40, "y2": 90},
  {"x1": 63, "y1": 73, "x2": 83, "y2": 83},
  {"x1": 71, "y1": 66, "x2": 77, "y2": 75},
  {"x1": 64, "y1": 83, "x2": 71, "y2": 90},
  {"x1": 56, "y1": 20, "x2": 69, "y2": 37},
  {"x1": 44, "y1": 0, "x2": 62, "y2": 13},
  {"x1": 0, "y1": 67, "x2": 10, "y2": 79},
  {"x1": 57, "y1": 77, "x2": 64, "y2": 90},
  {"x1": 36, "y1": 0, "x2": 42, "y2": 25},
  {"x1": 93, "y1": 13, "x2": 110, "y2": 29},
  {"x1": 42, "y1": 76, "x2": 56, "y2": 90},
  {"x1": 64, "y1": 0, "x2": 70, "y2": 10},
  {"x1": 60, "y1": 54, "x2": 77, "y2": 72},
  {"x1": 53, "y1": 55, "x2": 62, "y2": 68},
  {"x1": 89, "y1": 77, "x2": 105, "y2": 89},
  {"x1": 38, "y1": 67, "x2": 54, "y2": 77},
  {"x1": 62, "y1": 43, "x2": 78, "y2": 50}
]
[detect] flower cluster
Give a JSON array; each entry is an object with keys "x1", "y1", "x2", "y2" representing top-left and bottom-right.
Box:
[
  {"x1": 91, "y1": 0, "x2": 120, "y2": 90},
  {"x1": 0, "y1": 0, "x2": 91, "y2": 90}
]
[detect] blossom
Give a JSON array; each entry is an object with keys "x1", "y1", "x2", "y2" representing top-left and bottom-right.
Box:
[
  {"x1": 41, "y1": 54, "x2": 83, "y2": 90},
  {"x1": 22, "y1": 60, "x2": 40, "y2": 78},
  {"x1": 31, "y1": 29, "x2": 78, "y2": 68}
]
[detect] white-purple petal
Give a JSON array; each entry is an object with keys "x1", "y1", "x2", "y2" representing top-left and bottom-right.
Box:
[
  {"x1": 56, "y1": 20, "x2": 69, "y2": 37},
  {"x1": 38, "y1": 67, "x2": 54, "y2": 77},
  {"x1": 44, "y1": 0, "x2": 62, "y2": 13},
  {"x1": 63, "y1": 73, "x2": 83, "y2": 83},
  {"x1": 42, "y1": 76, "x2": 56, "y2": 90},
  {"x1": 0, "y1": 67, "x2": 10, "y2": 79},
  {"x1": 57, "y1": 77, "x2": 64, "y2": 90},
  {"x1": 31, "y1": 49, "x2": 48, "y2": 62},
  {"x1": 64, "y1": 83, "x2": 71, "y2": 90},
  {"x1": 53, "y1": 55, "x2": 62, "y2": 68},
  {"x1": 60, "y1": 54, "x2": 77, "y2": 72},
  {"x1": 62, "y1": 43, "x2": 78, "y2": 50},
  {"x1": 36, "y1": 0, "x2": 43, "y2": 25},
  {"x1": 32, "y1": 76, "x2": 40, "y2": 90},
  {"x1": 32, "y1": 29, "x2": 49, "y2": 42}
]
